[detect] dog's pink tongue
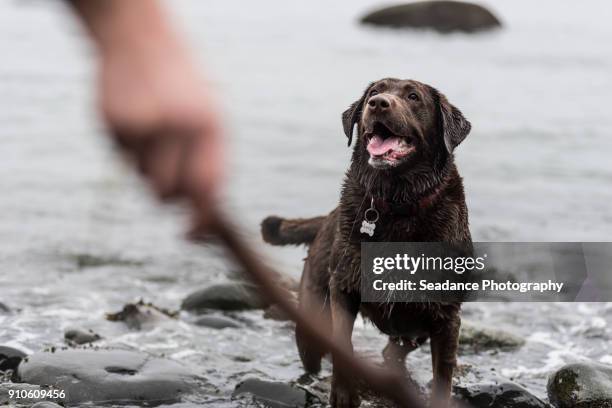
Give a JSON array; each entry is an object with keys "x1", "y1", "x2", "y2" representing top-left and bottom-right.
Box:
[{"x1": 367, "y1": 135, "x2": 402, "y2": 156}]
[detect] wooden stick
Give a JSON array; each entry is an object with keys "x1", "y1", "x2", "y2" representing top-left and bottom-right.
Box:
[
  {"x1": 110, "y1": 128, "x2": 430, "y2": 407},
  {"x1": 198, "y1": 208, "x2": 428, "y2": 408}
]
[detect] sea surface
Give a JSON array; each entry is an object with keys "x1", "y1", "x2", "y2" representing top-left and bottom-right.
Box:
[{"x1": 1, "y1": 0, "x2": 611, "y2": 406}]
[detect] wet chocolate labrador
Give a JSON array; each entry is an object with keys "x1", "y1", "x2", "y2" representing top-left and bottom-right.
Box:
[{"x1": 262, "y1": 78, "x2": 472, "y2": 407}]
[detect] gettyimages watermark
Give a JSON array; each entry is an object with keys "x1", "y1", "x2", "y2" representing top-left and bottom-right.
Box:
[{"x1": 361, "y1": 242, "x2": 612, "y2": 302}]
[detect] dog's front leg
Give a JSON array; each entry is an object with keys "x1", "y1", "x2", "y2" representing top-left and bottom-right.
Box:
[
  {"x1": 429, "y1": 316, "x2": 460, "y2": 408},
  {"x1": 330, "y1": 288, "x2": 361, "y2": 408}
]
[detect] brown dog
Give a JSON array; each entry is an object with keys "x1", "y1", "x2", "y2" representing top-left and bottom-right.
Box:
[{"x1": 262, "y1": 78, "x2": 472, "y2": 407}]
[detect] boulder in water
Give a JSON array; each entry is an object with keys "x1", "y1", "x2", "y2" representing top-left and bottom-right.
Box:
[
  {"x1": 30, "y1": 403, "x2": 63, "y2": 408},
  {"x1": 459, "y1": 320, "x2": 525, "y2": 353},
  {"x1": 454, "y1": 381, "x2": 549, "y2": 408},
  {"x1": 193, "y1": 315, "x2": 243, "y2": 329},
  {"x1": 0, "y1": 383, "x2": 55, "y2": 406},
  {"x1": 0, "y1": 345, "x2": 27, "y2": 371},
  {"x1": 182, "y1": 281, "x2": 268, "y2": 312},
  {"x1": 64, "y1": 328, "x2": 102, "y2": 345},
  {"x1": 16, "y1": 348, "x2": 212, "y2": 406},
  {"x1": 106, "y1": 300, "x2": 177, "y2": 330},
  {"x1": 233, "y1": 378, "x2": 308, "y2": 408},
  {"x1": 547, "y1": 361, "x2": 612, "y2": 408},
  {"x1": 360, "y1": 1, "x2": 502, "y2": 34}
]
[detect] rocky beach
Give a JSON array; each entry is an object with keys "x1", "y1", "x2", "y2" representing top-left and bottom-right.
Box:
[{"x1": 1, "y1": 0, "x2": 612, "y2": 406}]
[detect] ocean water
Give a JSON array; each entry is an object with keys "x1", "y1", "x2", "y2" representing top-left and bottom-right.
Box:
[{"x1": 1, "y1": 0, "x2": 611, "y2": 405}]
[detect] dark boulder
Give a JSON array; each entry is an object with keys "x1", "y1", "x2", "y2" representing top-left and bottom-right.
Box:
[
  {"x1": 0, "y1": 302, "x2": 10, "y2": 313},
  {"x1": 16, "y1": 348, "x2": 212, "y2": 406},
  {"x1": 360, "y1": 1, "x2": 502, "y2": 33},
  {"x1": 454, "y1": 381, "x2": 549, "y2": 408},
  {"x1": 182, "y1": 281, "x2": 268, "y2": 312},
  {"x1": 106, "y1": 300, "x2": 177, "y2": 330},
  {"x1": 228, "y1": 269, "x2": 300, "y2": 292},
  {"x1": 547, "y1": 362, "x2": 612, "y2": 408},
  {"x1": 233, "y1": 378, "x2": 308, "y2": 408},
  {"x1": 193, "y1": 315, "x2": 243, "y2": 329},
  {"x1": 30, "y1": 402, "x2": 63, "y2": 408},
  {"x1": 459, "y1": 320, "x2": 525, "y2": 353},
  {"x1": 0, "y1": 345, "x2": 27, "y2": 371},
  {"x1": 0, "y1": 383, "x2": 52, "y2": 405},
  {"x1": 64, "y1": 328, "x2": 102, "y2": 345},
  {"x1": 70, "y1": 253, "x2": 145, "y2": 269},
  {"x1": 293, "y1": 373, "x2": 422, "y2": 407}
]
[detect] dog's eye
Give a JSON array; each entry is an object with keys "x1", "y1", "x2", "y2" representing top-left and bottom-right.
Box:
[
  {"x1": 408, "y1": 93, "x2": 420, "y2": 101},
  {"x1": 370, "y1": 89, "x2": 379, "y2": 96}
]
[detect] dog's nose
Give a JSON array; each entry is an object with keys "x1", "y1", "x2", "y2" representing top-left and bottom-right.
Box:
[{"x1": 367, "y1": 94, "x2": 391, "y2": 112}]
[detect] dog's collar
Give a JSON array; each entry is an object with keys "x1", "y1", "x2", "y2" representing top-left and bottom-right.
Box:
[{"x1": 371, "y1": 185, "x2": 444, "y2": 217}]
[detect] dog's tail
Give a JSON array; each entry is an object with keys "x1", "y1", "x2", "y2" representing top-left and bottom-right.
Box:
[{"x1": 261, "y1": 215, "x2": 326, "y2": 246}]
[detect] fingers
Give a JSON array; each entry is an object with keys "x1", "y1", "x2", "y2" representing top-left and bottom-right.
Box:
[
  {"x1": 182, "y1": 119, "x2": 223, "y2": 236},
  {"x1": 112, "y1": 121, "x2": 223, "y2": 233},
  {"x1": 114, "y1": 126, "x2": 186, "y2": 199},
  {"x1": 142, "y1": 130, "x2": 186, "y2": 199}
]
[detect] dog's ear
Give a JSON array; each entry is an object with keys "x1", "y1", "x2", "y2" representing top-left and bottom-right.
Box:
[
  {"x1": 433, "y1": 88, "x2": 471, "y2": 153},
  {"x1": 342, "y1": 83, "x2": 373, "y2": 147}
]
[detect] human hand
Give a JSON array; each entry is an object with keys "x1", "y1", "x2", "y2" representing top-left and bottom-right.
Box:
[
  {"x1": 100, "y1": 40, "x2": 224, "y2": 227},
  {"x1": 71, "y1": 0, "x2": 224, "y2": 229}
]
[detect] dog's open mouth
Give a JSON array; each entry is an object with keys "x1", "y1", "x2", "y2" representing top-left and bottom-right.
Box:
[{"x1": 365, "y1": 122, "x2": 415, "y2": 167}]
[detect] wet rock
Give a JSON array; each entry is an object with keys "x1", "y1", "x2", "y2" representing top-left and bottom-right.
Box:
[
  {"x1": 71, "y1": 253, "x2": 145, "y2": 269},
  {"x1": 107, "y1": 300, "x2": 177, "y2": 330},
  {"x1": 182, "y1": 281, "x2": 268, "y2": 312},
  {"x1": 193, "y1": 315, "x2": 243, "y2": 329},
  {"x1": 0, "y1": 345, "x2": 27, "y2": 371},
  {"x1": 16, "y1": 348, "x2": 211, "y2": 406},
  {"x1": 296, "y1": 375, "x2": 331, "y2": 405},
  {"x1": 360, "y1": 1, "x2": 502, "y2": 34},
  {"x1": 295, "y1": 373, "x2": 421, "y2": 407},
  {"x1": 454, "y1": 381, "x2": 549, "y2": 408},
  {"x1": 229, "y1": 269, "x2": 300, "y2": 292},
  {"x1": 0, "y1": 383, "x2": 50, "y2": 405},
  {"x1": 31, "y1": 402, "x2": 63, "y2": 408},
  {"x1": 459, "y1": 321, "x2": 525, "y2": 353},
  {"x1": 64, "y1": 328, "x2": 102, "y2": 345},
  {"x1": 547, "y1": 362, "x2": 612, "y2": 408},
  {"x1": 233, "y1": 378, "x2": 308, "y2": 408}
]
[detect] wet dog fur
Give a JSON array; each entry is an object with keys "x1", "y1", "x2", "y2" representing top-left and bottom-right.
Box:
[{"x1": 262, "y1": 78, "x2": 472, "y2": 407}]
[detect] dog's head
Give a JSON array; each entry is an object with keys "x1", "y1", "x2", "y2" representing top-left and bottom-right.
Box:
[{"x1": 342, "y1": 78, "x2": 471, "y2": 171}]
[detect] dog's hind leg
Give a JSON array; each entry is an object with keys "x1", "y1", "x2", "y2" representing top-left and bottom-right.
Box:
[
  {"x1": 430, "y1": 316, "x2": 460, "y2": 407},
  {"x1": 295, "y1": 263, "x2": 330, "y2": 374},
  {"x1": 296, "y1": 318, "x2": 328, "y2": 374}
]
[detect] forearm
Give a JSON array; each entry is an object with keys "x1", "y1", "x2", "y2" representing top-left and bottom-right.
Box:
[{"x1": 64, "y1": 0, "x2": 180, "y2": 56}]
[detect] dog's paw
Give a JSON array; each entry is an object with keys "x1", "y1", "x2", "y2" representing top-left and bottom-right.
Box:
[{"x1": 330, "y1": 382, "x2": 360, "y2": 408}]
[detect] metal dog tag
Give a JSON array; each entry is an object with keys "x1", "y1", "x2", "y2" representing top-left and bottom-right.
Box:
[
  {"x1": 360, "y1": 198, "x2": 379, "y2": 237},
  {"x1": 360, "y1": 220, "x2": 376, "y2": 236}
]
